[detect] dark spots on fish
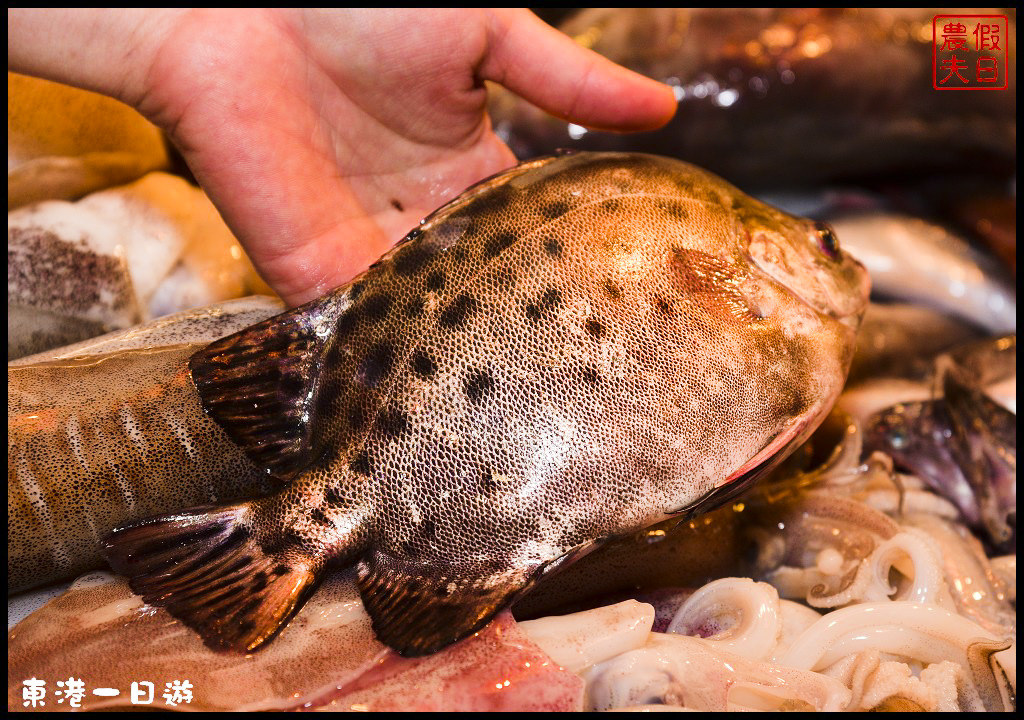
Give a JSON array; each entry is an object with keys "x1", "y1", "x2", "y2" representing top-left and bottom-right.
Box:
[
  {"x1": 251, "y1": 571, "x2": 269, "y2": 592},
  {"x1": 781, "y1": 388, "x2": 809, "y2": 419},
  {"x1": 347, "y1": 403, "x2": 368, "y2": 432},
  {"x1": 349, "y1": 282, "x2": 365, "y2": 301},
  {"x1": 464, "y1": 368, "x2": 495, "y2": 404},
  {"x1": 406, "y1": 296, "x2": 426, "y2": 318},
  {"x1": 543, "y1": 237, "x2": 563, "y2": 257},
  {"x1": 361, "y1": 293, "x2": 392, "y2": 321},
  {"x1": 471, "y1": 184, "x2": 514, "y2": 216},
  {"x1": 260, "y1": 530, "x2": 305, "y2": 556},
  {"x1": 325, "y1": 486, "x2": 345, "y2": 506},
  {"x1": 426, "y1": 270, "x2": 446, "y2": 292},
  {"x1": 526, "y1": 287, "x2": 563, "y2": 320},
  {"x1": 411, "y1": 349, "x2": 437, "y2": 378},
  {"x1": 582, "y1": 366, "x2": 600, "y2": 385},
  {"x1": 349, "y1": 450, "x2": 372, "y2": 476},
  {"x1": 602, "y1": 198, "x2": 621, "y2": 212},
  {"x1": 448, "y1": 244, "x2": 469, "y2": 263},
  {"x1": 335, "y1": 309, "x2": 360, "y2": 339},
  {"x1": 238, "y1": 597, "x2": 264, "y2": 620},
  {"x1": 440, "y1": 294, "x2": 476, "y2": 329},
  {"x1": 435, "y1": 583, "x2": 453, "y2": 598},
  {"x1": 654, "y1": 295, "x2": 672, "y2": 315},
  {"x1": 542, "y1": 200, "x2": 570, "y2": 220},
  {"x1": 603, "y1": 279, "x2": 623, "y2": 300},
  {"x1": 657, "y1": 199, "x2": 689, "y2": 220},
  {"x1": 675, "y1": 178, "x2": 696, "y2": 196},
  {"x1": 585, "y1": 319, "x2": 606, "y2": 338},
  {"x1": 485, "y1": 231, "x2": 517, "y2": 258},
  {"x1": 237, "y1": 620, "x2": 256, "y2": 635},
  {"x1": 377, "y1": 405, "x2": 410, "y2": 438},
  {"x1": 419, "y1": 519, "x2": 437, "y2": 542},
  {"x1": 539, "y1": 287, "x2": 562, "y2": 311},
  {"x1": 273, "y1": 564, "x2": 290, "y2": 577},
  {"x1": 476, "y1": 465, "x2": 503, "y2": 495},
  {"x1": 310, "y1": 507, "x2": 333, "y2": 528},
  {"x1": 393, "y1": 243, "x2": 432, "y2": 276},
  {"x1": 358, "y1": 341, "x2": 395, "y2": 387},
  {"x1": 390, "y1": 198, "x2": 404, "y2": 212}
]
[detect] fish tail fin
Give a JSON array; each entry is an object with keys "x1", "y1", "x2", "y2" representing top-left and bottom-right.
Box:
[{"x1": 102, "y1": 502, "x2": 322, "y2": 653}]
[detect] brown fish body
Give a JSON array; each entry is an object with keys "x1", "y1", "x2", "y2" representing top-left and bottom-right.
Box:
[
  {"x1": 7, "y1": 298, "x2": 283, "y2": 592},
  {"x1": 105, "y1": 153, "x2": 869, "y2": 656}
]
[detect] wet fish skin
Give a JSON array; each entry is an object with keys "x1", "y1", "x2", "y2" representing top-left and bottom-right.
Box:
[
  {"x1": 104, "y1": 152, "x2": 869, "y2": 657},
  {"x1": 7, "y1": 297, "x2": 284, "y2": 592},
  {"x1": 493, "y1": 8, "x2": 1016, "y2": 187}
]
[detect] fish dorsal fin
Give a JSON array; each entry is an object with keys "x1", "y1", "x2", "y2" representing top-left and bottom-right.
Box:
[
  {"x1": 189, "y1": 288, "x2": 349, "y2": 480},
  {"x1": 356, "y1": 550, "x2": 531, "y2": 657}
]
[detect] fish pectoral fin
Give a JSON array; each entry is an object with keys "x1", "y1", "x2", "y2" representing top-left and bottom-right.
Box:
[
  {"x1": 357, "y1": 550, "x2": 529, "y2": 658},
  {"x1": 189, "y1": 289, "x2": 348, "y2": 480},
  {"x1": 102, "y1": 502, "x2": 322, "y2": 653}
]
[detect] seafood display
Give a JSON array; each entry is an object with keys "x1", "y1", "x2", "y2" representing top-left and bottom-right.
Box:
[
  {"x1": 8, "y1": 172, "x2": 272, "y2": 360},
  {"x1": 7, "y1": 8, "x2": 1017, "y2": 714},
  {"x1": 491, "y1": 8, "x2": 1016, "y2": 188},
  {"x1": 8, "y1": 420, "x2": 1016, "y2": 711}
]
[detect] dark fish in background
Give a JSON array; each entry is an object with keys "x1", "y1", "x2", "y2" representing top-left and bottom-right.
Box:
[
  {"x1": 848, "y1": 302, "x2": 982, "y2": 385},
  {"x1": 103, "y1": 152, "x2": 869, "y2": 657},
  {"x1": 865, "y1": 335, "x2": 1016, "y2": 549},
  {"x1": 495, "y1": 8, "x2": 1016, "y2": 189},
  {"x1": 8, "y1": 297, "x2": 283, "y2": 592}
]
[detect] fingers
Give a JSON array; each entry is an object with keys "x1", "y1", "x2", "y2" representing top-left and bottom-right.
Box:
[{"x1": 480, "y1": 9, "x2": 676, "y2": 133}]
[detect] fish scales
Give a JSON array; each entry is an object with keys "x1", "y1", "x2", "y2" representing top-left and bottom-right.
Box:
[
  {"x1": 103, "y1": 152, "x2": 869, "y2": 656},
  {"x1": 7, "y1": 298, "x2": 284, "y2": 592},
  {"x1": 7, "y1": 347, "x2": 277, "y2": 592}
]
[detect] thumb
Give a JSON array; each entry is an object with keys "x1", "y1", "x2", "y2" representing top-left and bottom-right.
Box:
[{"x1": 479, "y1": 9, "x2": 676, "y2": 133}]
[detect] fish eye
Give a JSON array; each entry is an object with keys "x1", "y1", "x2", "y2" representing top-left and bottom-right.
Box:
[{"x1": 813, "y1": 221, "x2": 840, "y2": 260}]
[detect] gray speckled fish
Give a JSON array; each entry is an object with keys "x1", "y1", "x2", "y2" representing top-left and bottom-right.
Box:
[
  {"x1": 8, "y1": 297, "x2": 284, "y2": 592},
  {"x1": 103, "y1": 152, "x2": 870, "y2": 656}
]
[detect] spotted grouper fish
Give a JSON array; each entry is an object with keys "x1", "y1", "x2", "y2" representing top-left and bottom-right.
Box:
[{"x1": 103, "y1": 152, "x2": 870, "y2": 656}]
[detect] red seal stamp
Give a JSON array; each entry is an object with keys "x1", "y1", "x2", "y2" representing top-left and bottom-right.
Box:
[{"x1": 933, "y1": 15, "x2": 1009, "y2": 90}]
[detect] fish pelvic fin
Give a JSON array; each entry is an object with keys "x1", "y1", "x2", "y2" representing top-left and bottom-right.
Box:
[
  {"x1": 357, "y1": 550, "x2": 531, "y2": 657},
  {"x1": 102, "y1": 502, "x2": 322, "y2": 653},
  {"x1": 188, "y1": 287, "x2": 351, "y2": 480}
]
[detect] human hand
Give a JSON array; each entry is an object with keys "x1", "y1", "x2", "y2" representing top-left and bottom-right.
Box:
[{"x1": 9, "y1": 8, "x2": 675, "y2": 305}]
